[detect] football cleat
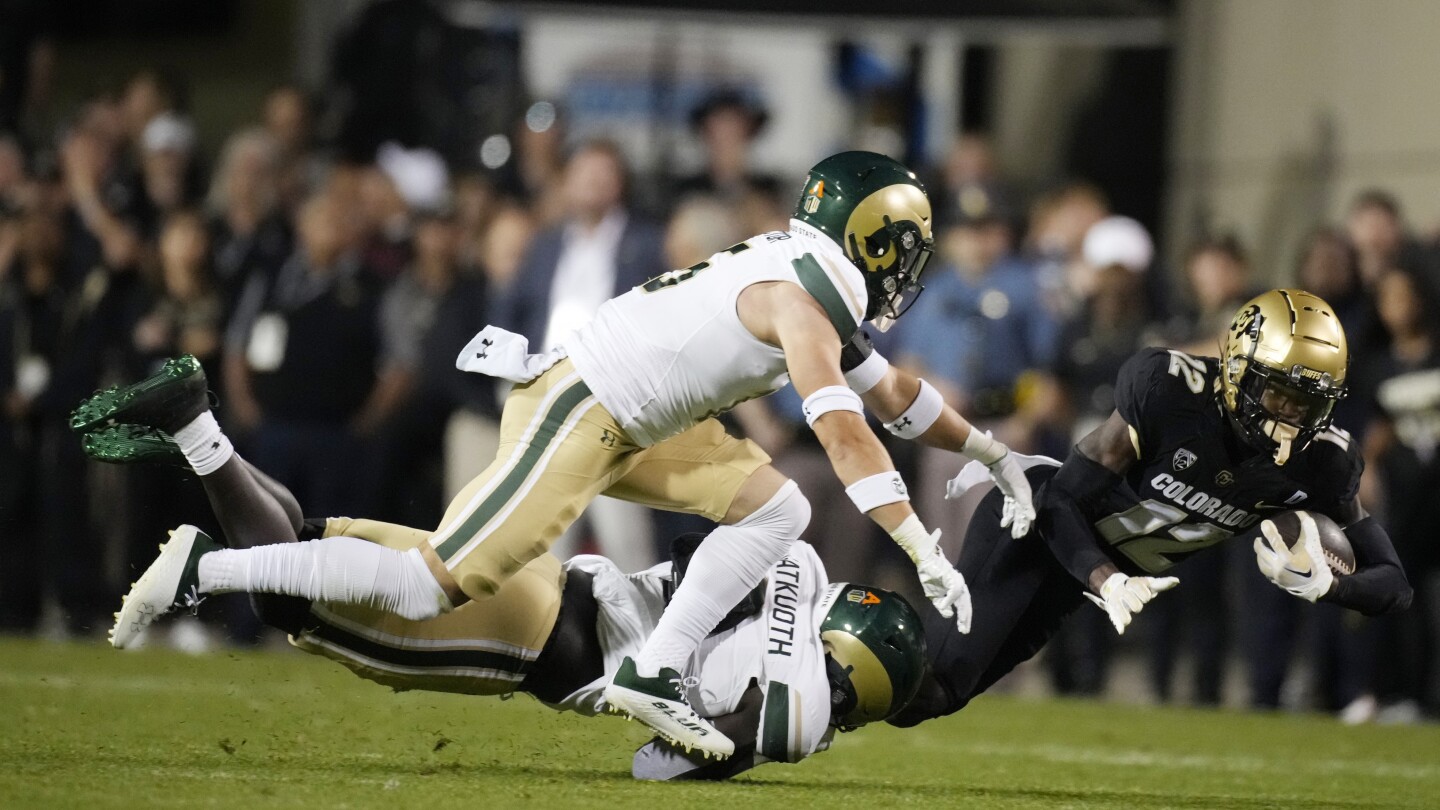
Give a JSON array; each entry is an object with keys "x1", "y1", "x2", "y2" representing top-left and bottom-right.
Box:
[
  {"x1": 110, "y1": 525, "x2": 220, "y2": 650},
  {"x1": 82, "y1": 424, "x2": 186, "y2": 466},
  {"x1": 602, "y1": 657, "x2": 734, "y2": 760},
  {"x1": 70, "y1": 355, "x2": 209, "y2": 435}
]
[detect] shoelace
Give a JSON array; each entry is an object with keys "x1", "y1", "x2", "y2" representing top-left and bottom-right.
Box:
[
  {"x1": 180, "y1": 584, "x2": 206, "y2": 615},
  {"x1": 667, "y1": 675, "x2": 702, "y2": 707}
]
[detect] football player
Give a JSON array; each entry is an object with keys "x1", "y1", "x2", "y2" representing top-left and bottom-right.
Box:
[
  {"x1": 83, "y1": 430, "x2": 926, "y2": 779},
  {"x1": 76, "y1": 151, "x2": 1035, "y2": 758},
  {"x1": 878, "y1": 289, "x2": 1414, "y2": 725}
]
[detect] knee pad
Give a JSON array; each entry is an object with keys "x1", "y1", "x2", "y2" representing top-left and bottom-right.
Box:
[{"x1": 739, "y1": 479, "x2": 812, "y2": 539}]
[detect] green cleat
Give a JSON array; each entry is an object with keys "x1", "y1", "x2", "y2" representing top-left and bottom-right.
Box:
[
  {"x1": 110, "y1": 525, "x2": 221, "y2": 649},
  {"x1": 602, "y1": 657, "x2": 734, "y2": 760},
  {"x1": 83, "y1": 424, "x2": 186, "y2": 466},
  {"x1": 70, "y1": 355, "x2": 209, "y2": 435}
]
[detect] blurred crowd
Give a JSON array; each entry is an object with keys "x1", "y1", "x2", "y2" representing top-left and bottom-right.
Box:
[{"x1": 1, "y1": 67, "x2": 1437, "y2": 725}]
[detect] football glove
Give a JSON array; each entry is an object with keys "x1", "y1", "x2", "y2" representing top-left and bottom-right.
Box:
[
  {"x1": 914, "y1": 545, "x2": 972, "y2": 634},
  {"x1": 1254, "y1": 513, "x2": 1334, "y2": 603},
  {"x1": 1084, "y1": 572, "x2": 1179, "y2": 635},
  {"x1": 888, "y1": 516, "x2": 972, "y2": 634},
  {"x1": 948, "y1": 434, "x2": 1036, "y2": 540}
]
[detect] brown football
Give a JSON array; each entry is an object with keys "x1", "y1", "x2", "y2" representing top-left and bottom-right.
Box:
[{"x1": 1264, "y1": 510, "x2": 1356, "y2": 576}]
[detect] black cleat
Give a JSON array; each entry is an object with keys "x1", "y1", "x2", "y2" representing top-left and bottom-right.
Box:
[{"x1": 70, "y1": 355, "x2": 210, "y2": 434}]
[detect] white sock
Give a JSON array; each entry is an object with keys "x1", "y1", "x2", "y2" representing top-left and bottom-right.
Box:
[
  {"x1": 172, "y1": 411, "x2": 234, "y2": 476},
  {"x1": 634, "y1": 481, "x2": 810, "y2": 676},
  {"x1": 197, "y1": 538, "x2": 453, "y2": 621}
]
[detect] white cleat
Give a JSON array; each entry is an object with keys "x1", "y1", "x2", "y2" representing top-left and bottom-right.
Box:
[
  {"x1": 110, "y1": 525, "x2": 218, "y2": 650},
  {"x1": 603, "y1": 657, "x2": 734, "y2": 760}
]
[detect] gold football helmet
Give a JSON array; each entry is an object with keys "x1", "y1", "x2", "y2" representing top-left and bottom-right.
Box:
[{"x1": 1220, "y1": 289, "x2": 1349, "y2": 464}]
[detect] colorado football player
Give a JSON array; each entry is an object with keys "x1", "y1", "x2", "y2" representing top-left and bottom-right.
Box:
[
  {"x1": 77, "y1": 152, "x2": 1033, "y2": 758},
  {"x1": 885, "y1": 289, "x2": 1413, "y2": 725}
]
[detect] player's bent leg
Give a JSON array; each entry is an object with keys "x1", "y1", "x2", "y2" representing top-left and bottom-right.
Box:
[
  {"x1": 598, "y1": 423, "x2": 805, "y2": 758},
  {"x1": 425, "y1": 360, "x2": 633, "y2": 604}
]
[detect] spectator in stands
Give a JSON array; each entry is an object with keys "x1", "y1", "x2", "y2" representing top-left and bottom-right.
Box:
[
  {"x1": 136, "y1": 113, "x2": 201, "y2": 238},
  {"x1": 1164, "y1": 234, "x2": 1254, "y2": 355},
  {"x1": 205, "y1": 128, "x2": 291, "y2": 315},
  {"x1": 1, "y1": 207, "x2": 113, "y2": 635},
  {"x1": 1363, "y1": 267, "x2": 1440, "y2": 721},
  {"x1": 371, "y1": 204, "x2": 485, "y2": 527},
  {"x1": 261, "y1": 84, "x2": 319, "y2": 214},
  {"x1": 673, "y1": 88, "x2": 782, "y2": 225},
  {"x1": 1297, "y1": 227, "x2": 1383, "y2": 359},
  {"x1": 1346, "y1": 189, "x2": 1430, "y2": 288},
  {"x1": 222, "y1": 191, "x2": 389, "y2": 517},
  {"x1": 492, "y1": 139, "x2": 667, "y2": 570},
  {"x1": 1025, "y1": 181, "x2": 1109, "y2": 321},
  {"x1": 895, "y1": 182, "x2": 1057, "y2": 417}
]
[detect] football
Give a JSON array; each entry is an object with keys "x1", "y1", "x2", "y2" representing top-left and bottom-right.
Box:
[{"x1": 1264, "y1": 510, "x2": 1356, "y2": 576}]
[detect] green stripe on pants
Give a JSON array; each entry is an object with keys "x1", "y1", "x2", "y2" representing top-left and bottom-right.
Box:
[{"x1": 433, "y1": 379, "x2": 594, "y2": 560}]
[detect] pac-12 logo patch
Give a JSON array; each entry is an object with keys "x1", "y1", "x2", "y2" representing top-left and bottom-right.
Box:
[{"x1": 1172, "y1": 448, "x2": 1197, "y2": 471}]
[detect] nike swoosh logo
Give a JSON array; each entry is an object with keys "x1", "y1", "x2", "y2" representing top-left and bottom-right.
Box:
[
  {"x1": 1283, "y1": 563, "x2": 1312, "y2": 578},
  {"x1": 1255, "y1": 502, "x2": 1288, "y2": 511}
]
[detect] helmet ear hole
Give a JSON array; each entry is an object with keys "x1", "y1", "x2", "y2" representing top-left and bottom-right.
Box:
[{"x1": 864, "y1": 230, "x2": 891, "y2": 260}]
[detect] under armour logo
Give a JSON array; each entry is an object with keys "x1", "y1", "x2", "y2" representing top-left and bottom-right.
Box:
[
  {"x1": 475, "y1": 338, "x2": 494, "y2": 359},
  {"x1": 895, "y1": 417, "x2": 913, "y2": 430},
  {"x1": 600, "y1": 429, "x2": 617, "y2": 448},
  {"x1": 210, "y1": 441, "x2": 221, "y2": 450}
]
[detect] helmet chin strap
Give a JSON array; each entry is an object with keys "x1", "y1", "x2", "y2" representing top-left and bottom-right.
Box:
[{"x1": 1263, "y1": 419, "x2": 1299, "y2": 465}]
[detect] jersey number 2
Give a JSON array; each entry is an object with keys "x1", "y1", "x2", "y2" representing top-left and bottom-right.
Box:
[{"x1": 1166, "y1": 350, "x2": 1207, "y2": 394}]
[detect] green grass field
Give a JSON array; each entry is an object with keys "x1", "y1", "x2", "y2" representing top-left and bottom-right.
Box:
[{"x1": 2, "y1": 637, "x2": 1436, "y2": 809}]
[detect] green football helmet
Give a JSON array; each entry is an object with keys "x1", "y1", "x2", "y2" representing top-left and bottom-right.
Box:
[
  {"x1": 793, "y1": 151, "x2": 935, "y2": 330},
  {"x1": 820, "y1": 583, "x2": 928, "y2": 730}
]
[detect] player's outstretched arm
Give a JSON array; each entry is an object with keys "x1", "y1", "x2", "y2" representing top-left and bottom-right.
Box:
[
  {"x1": 1038, "y1": 410, "x2": 1177, "y2": 634},
  {"x1": 753, "y1": 284, "x2": 970, "y2": 631},
  {"x1": 852, "y1": 350, "x2": 1034, "y2": 538}
]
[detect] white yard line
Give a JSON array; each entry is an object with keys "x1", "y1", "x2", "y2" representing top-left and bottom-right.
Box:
[{"x1": 844, "y1": 735, "x2": 1440, "y2": 782}]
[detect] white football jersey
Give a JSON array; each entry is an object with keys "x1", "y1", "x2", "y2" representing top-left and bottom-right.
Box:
[
  {"x1": 562, "y1": 220, "x2": 869, "y2": 447},
  {"x1": 555, "y1": 541, "x2": 834, "y2": 764}
]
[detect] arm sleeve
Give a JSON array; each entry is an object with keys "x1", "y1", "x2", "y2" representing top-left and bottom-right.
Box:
[
  {"x1": 1321, "y1": 516, "x2": 1414, "y2": 615},
  {"x1": 1036, "y1": 449, "x2": 1124, "y2": 586}
]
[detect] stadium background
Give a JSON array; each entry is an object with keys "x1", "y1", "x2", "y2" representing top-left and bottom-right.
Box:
[{"x1": 1, "y1": 0, "x2": 1438, "y2": 789}]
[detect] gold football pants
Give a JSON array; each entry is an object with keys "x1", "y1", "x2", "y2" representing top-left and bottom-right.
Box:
[{"x1": 428, "y1": 359, "x2": 770, "y2": 602}]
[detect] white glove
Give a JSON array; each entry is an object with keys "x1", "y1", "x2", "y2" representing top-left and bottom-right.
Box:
[
  {"x1": 1254, "y1": 513, "x2": 1334, "y2": 603},
  {"x1": 915, "y1": 545, "x2": 972, "y2": 634},
  {"x1": 950, "y1": 432, "x2": 1035, "y2": 540},
  {"x1": 1084, "y1": 572, "x2": 1179, "y2": 635},
  {"x1": 889, "y1": 515, "x2": 972, "y2": 633}
]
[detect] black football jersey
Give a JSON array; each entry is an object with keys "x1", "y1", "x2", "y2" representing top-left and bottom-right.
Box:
[{"x1": 1088, "y1": 347, "x2": 1364, "y2": 575}]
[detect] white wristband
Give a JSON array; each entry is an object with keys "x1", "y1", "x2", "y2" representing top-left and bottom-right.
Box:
[
  {"x1": 802, "y1": 385, "x2": 865, "y2": 428},
  {"x1": 845, "y1": 471, "x2": 910, "y2": 514},
  {"x1": 884, "y1": 378, "x2": 944, "y2": 440},
  {"x1": 843, "y1": 350, "x2": 890, "y2": 394},
  {"x1": 962, "y1": 427, "x2": 1008, "y2": 466},
  {"x1": 887, "y1": 514, "x2": 937, "y2": 562}
]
